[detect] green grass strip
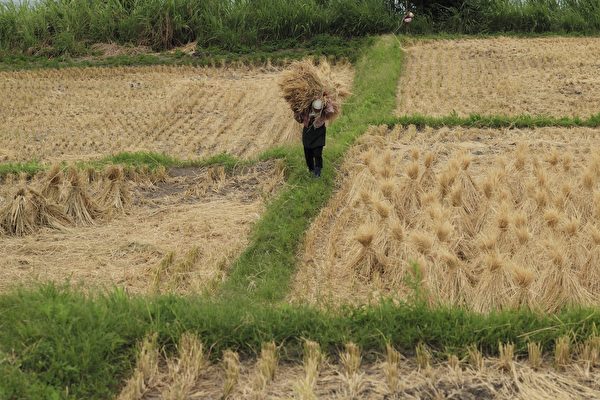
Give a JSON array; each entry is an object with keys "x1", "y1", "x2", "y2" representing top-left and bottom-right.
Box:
[
  {"x1": 0, "y1": 285, "x2": 598, "y2": 399},
  {"x1": 0, "y1": 151, "x2": 257, "y2": 180},
  {"x1": 0, "y1": 161, "x2": 44, "y2": 178},
  {"x1": 379, "y1": 113, "x2": 600, "y2": 129},
  {"x1": 219, "y1": 35, "x2": 404, "y2": 302},
  {"x1": 0, "y1": 362, "x2": 61, "y2": 400},
  {"x1": 86, "y1": 151, "x2": 250, "y2": 172}
]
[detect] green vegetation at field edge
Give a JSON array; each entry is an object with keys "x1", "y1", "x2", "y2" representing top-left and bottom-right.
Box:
[
  {"x1": 1, "y1": 0, "x2": 599, "y2": 59},
  {"x1": 0, "y1": 152, "x2": 270, "y2": 181},
  {"x1": 0, "y1": 285, "x2": 598, "y2": 399},
  {"x1": 0, "y1": 161, "x2": 44, "y2": 178}
]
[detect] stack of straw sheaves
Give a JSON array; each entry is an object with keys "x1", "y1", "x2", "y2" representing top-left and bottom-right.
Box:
[{"x1": 279, "y1": 60, "x2": 350, "y2": 123}]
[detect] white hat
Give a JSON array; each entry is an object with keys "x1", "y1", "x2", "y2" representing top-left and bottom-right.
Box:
[{"x1": 312, "y1": 99, "x2": 323, "y2": 110}]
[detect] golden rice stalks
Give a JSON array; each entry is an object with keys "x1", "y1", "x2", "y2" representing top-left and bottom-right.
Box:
[
  {"x1": 468, "y1": 345, "x2": 484, "y2": 371},
  {"x1": 554, "y1": 335, "x2": 571, "y2": 369},
  {"x1": 512, "y1": 266, "x2": 535, "y2": 309},
  {"x1": 28, "y1": 188, "x2": 72, "y2": 231},
  {"x1": 303, "y1": 340, "x2": 323, "y2": 377},
  {"x1": 434, "y1": 248, "x2": 474, "y2": 307},
  {"x1": 341, "y1": 342, "x2": 361, "y2": 377},
  {"x1": 85, "y1": 167, "x2": 98, "y2": 184},
  {"x1": 535, "y1": 241, "x2": 594, "y2": 313},
  {"x1": 250, "y1": 341, "x2": 278, "y2": 398},
  {"x1": 166, "y1": 247, "x2": 200, "y2": 291},
  {"x1": 294, "y1": 340, "x2": 323, "y2": 400},
  {"x1": 100, "y1": 165, "x2": 130, "y2": 213},
  {"x1": 579, "y1": 334, "x2": 600, "y2": 371},
  {"x1": 415, "y1": 343, "x2": 431, "y2": 370},
  {"x1": 498, "y1": 342, "x2": 514, "y2": 372},
  {"x1": 62, "y1": 167, "x2": 102, "y2": 225},
  {"x1": 448, "y1": 354, "x2": 460, "y2": 371},
  {"x1": 163, "y1": 333, "x2": 206, "y2": 400},
  {"x1": 354, "y1": 223, "x2": 377, "y2": 248},
  {"x1": 222, "y1": 350, "x2": 240, "y2": 400},
  {"x1": 42, "y1": 164, "x2": 63, "y2": 201},
  {"x1": 0, "y1": 187, "x2": 71, "y2": 236},
  {"x1": 454, "y1": 154, "x2": 482, "y2": 216},
  {"x1": 528, "y1": 342, "x2": 542, "y2": 370},
  {"x1": 0, "y1": 188, "x2": 34, "y2": 236},
  {"x1": 279, "y1": 60, "x2": 324, "y2": 113},
  {"x1": 297, "y1": 136, "x2": 600, "y2": 311},
  {"x1": 472, "y1": 252, "x2": 515, "y2": 313},
  {"x1": 117, "y1": 333, "x2": 160, "y2": 400},
  {"x1": 151, "y1": 251, "x2": 175, "y2": 294},
  {"x1": 339, "y1": 342, "x2": 365, "y2": 399},
  {"x1": 278, "y1": 59, "x2": 348, "y2": 121},
  {"x1": 257, "y1": 341, "x2": 278, "y2": 383},
  {"x1": 149, "y1": 165, "x2": 169, "y2": 185},
  {"x1": 383, "y1": 343, "x2": 401, "y2": 393}
]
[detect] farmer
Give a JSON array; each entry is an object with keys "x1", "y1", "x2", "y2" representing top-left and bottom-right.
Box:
[{"x1": 295, "y1": 96, "x2": 334, "y2": 177}]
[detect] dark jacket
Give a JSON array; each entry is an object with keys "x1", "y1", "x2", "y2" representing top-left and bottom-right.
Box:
[{"x1": 302, "y1": 123, "x2": 326, "y2": 149}]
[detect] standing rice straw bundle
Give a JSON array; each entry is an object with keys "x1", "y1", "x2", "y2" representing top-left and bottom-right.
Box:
[
  {"x1": 0, "y1": 187, "x2": 71, "y2": 236},
  {"x1": 100, "y1": 165, "x2": 130, "y2": 214},
  {"x1": 279, "y1": 60, "x2": 349, "y2": 123},
  {"x1": 62, "y1": 167, "x2": 102, "y2": 225}
]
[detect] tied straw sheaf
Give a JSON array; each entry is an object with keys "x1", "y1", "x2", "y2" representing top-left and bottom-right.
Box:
[{"x1": 278, "y1": 60, "x2": 351, "y2": 123}]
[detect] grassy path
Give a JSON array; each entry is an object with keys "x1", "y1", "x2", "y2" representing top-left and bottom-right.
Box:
[{"x1": 219, "y1": 35, "x2": 404, "y2": 302}]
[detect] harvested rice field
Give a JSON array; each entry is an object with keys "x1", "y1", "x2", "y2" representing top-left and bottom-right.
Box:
[
  {"x1": 397, "y1": 37, "x2": 600, "y2": 117},
  {"x1": 0, "y1": 63, "x2": 353, "y2": 163},
  {"x1": 0, "y1": 161, "x2": 285, "y2": 293},
  {"x1": 292, "y1": 125, "x2": 600, "y2": 311},
  {"x1": 118, "y1": 335, "x2": 600, "y2": 400}
]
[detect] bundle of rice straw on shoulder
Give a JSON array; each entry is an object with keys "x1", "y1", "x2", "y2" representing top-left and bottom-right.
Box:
[{"x1": 279, "y1": 59, "x2": 350, "y2": 123}]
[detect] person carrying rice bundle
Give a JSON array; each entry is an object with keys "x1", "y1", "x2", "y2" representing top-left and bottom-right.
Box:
[
  {"x1": 294, "y1": 96, "x2": 335, "y2": 177},
  {"x1": 279, "y1": 60, "x2": 348, "y2": 178}
]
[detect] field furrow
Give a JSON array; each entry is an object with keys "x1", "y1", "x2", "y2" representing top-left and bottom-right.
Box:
[
  {"x1": 0, "y1": 64, "x2": 353, "y2": 163},
  {"x1": 397, "y1": 37, "x2": 600, "y2": 118}
]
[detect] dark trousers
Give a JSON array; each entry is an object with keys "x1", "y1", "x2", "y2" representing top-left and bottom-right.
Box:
[{"x1": 304, "y1": 146, "x2": 323, "y2": 171}]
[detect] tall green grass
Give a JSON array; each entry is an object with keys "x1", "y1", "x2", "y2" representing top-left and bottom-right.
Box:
[
  {"x1": 407, "y1": 0, "x2": 600, "y2": 34},
  {"x1": 2, "y1": 0, "x2": 599, "y2": 57},
  {"x1": 0, "y1": 0, "x2": 397, "y2": 55}
]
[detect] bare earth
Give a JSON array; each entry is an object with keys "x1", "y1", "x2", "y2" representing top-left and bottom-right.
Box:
[
  {"x1": 397, "y1": 37, "x2": 600, "y2": 117},
  {"x1": 0, "y1": 64, "x2": 353, "y2": 163},
  {"x1": 0, "y1": 162, "x2": 284, "y2": 294},
  {"x1": 291, "y1": 125, "x2": 600, "y2": 311}
]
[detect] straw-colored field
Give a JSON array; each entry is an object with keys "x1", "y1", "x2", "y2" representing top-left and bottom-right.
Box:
[
  {"x1": 0, "y1": 64, "x2": 353, "y2": 163},
  {"x1": 117, "y1": 335, "x2": 600, "y2": 400},
  {"x1": 397, "y1": 37, "x2": 600, "y2": 117},
  {"x1": 292, "y1": 125, "x2": 600, "y2": 311},
  {"x1": 0, "y1": 162, "x2": 284, "y2": 293}
]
